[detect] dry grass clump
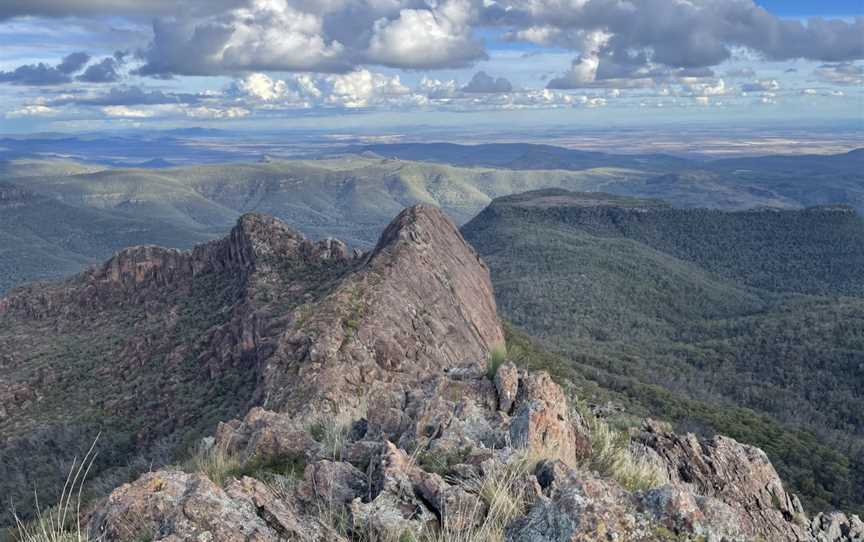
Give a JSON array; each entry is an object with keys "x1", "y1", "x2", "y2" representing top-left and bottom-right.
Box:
[
  {"x1": 485, "y1": 346, "x2": 509, "y2": 380},
  {"x1": 184, "y1": 441, "x2": 244, "y2": 487},
  {"x1": 583, "y1": 416, "x2": 662, "y2": 492},
  {"x1": 13, "y1": 437, "x2": 100, "y2": 542},
  {"x1": 305, "y1": 398, "x2": 369, "y2": 461}
]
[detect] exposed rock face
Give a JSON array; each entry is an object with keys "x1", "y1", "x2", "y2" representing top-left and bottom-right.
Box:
[
  {"x1": 88, "y1": 471, "x2": 345, "y2": 542},
  {"x1": 636, "y1": 419, "x2": 810, "y2": 541},
  {"x1": 811, "y1": 512, "x2": 864, "y2": 542},
  {"x1": 89, "y1": 358, "x2": 861, "y2": 542},
  {"x1": 259, "y1": 205, "x2": 505, "y2": 416},
  {"x1": 89, "y1": 362, "x2": 577, "y2": 542}
]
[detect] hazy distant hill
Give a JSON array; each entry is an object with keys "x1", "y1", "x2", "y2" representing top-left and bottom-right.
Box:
[
  {"x1": 462, "y1": 188, "x2": 864, "y2": 514},
  {"x1": 1, "y1": 146, "x2": 862, "y2": 294},
  {"x1": 0, "y1": 181, "x2": 213, "y2": 293},
  {"x1": 361, "y1": 143, "x2": 864, "y2": 213},
  {"x1": 0, "y1": 156, "x2": 659, "y2": 293}
]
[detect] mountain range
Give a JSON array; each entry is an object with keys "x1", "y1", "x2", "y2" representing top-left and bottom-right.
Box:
[
  {"x1": 1, "y1": 143, "x2": 862, "y2": 295},
  {"x1": 2, "y1": 204, "x2": 861, "y2": 542}
]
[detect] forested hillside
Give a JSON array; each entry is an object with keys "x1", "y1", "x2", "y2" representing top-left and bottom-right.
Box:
[
  {"x1": 4, "y1": 146, "x2": 862, "y2": 295},
  {"x1": 462, "y1": 189, "x2": 864, "y2": 514}
]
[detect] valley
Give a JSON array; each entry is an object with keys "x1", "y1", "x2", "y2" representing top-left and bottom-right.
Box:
[{"x1": 462, "y1": 189, "x2": 864, "y2": 514}]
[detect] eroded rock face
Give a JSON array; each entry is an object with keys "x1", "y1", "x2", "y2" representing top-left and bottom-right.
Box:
[
  {"x1": 636, "y1": 419, "x2": 810, "y2": 541},
  {"x1": 214, "y1": 407, "x2": 322, "y2": 464},
  {"x1": 508, "y1": 460, "x2": 748, "y2": 542},
  {"x1": 87, "y1": 470, "x2": 344, "y2": 542},
  {"x1": 88, "y1": 357, "x2": 862, "y2": 542},
  {"x1": 810, "y1": 512, "x2": 864, "y2": 542},
  {"x1": 260, "y1": 205, "x2": 505, "y2": 416}
]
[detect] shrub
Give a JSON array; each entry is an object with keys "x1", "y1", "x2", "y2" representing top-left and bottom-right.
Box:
[
  {"x1": 486, "y1": 345, "x2": 508, "y2": 380},
  {"x1": 305, "y1": 399, "x2": 369, "y2": 461}
]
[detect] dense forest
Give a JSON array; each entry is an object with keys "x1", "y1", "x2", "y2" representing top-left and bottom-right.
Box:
[{"x1": 462, "y1": 189, "x2": 864, "y2": 514}]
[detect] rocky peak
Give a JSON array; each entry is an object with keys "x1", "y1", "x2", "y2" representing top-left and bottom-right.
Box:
[
  {"x1": 0, "y1": 205, "x2": 505, "y2": 531},
  {"x1": 258, "y1": 204, "x2": 505, "y2": 414},
  {"x1": 96, "y1": 213, "x2": 313, "y2": 289}
]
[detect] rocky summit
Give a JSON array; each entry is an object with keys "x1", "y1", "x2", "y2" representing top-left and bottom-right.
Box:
[{"x1": 1, "y1": 205, "x2": 861, "y2": 542}]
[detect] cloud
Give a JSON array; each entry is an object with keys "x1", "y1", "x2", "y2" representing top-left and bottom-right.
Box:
[
  {"x1": 137, "y1": 1, "x2": 349, "y2": 77},
  {"x1": 78, "y1": 57, "x2": 123, "y2": 83},
  {"x1": 419, "y1": 77, "x2": 459, "y2": 100},
  {"x1": 814, "y1": 63, "x2": 864, "y2": 86},
  {"x1": 133, "y1": 0, "x2": 486, "y2": 76},
  {"x1": 0, "y1": 52, "x2": 89, "y2": 85},
  {"x1": 184, "y1": 106, "x2": 251, "y2": 119},
  {"x1": 100, "y1": 103, "x2": 251, "y2": 119},
  {"x1": 323, "y1": 69, "x2": 411, "y2": 108},
  {"x1": 725, "y1": 67, "x2": 756, "y2": 79},
  {"x1": 49, "y1": 86, "x2": 202, "y2": 106},
  {"x1": 228, "y1": 70, "x2": 412, "y2": 109},
  {"x1": 508, "y1": 0, "x2": 864, "y2": 87},
  {"x1": 684, "y1": 79, "x2": 729, "y2": 97},
  {"x1": 365, "y1": 0, "x2": 485, "y2": 69},
  {"x1": 102, "y1": 105, "x2": 155, "y2": 118},
  {"x1": 0, "y1": 0, "x2": 187, "y2": 20},
  {"x1": 547, "y1": 54, "x2": 601, "y2": 88},
  {"x1": 210, "y1": 68, "x2": 618, "y2": 114},
  {"x1": 6, "y1": 105, "x2": 58, "y2": 118},
  {"x1": 23, "y1": 0, "x2": 860, "y2": 84},
  {"x1": 230, "y1": 73, "x2": 287, "y2": 102},
  {"x1": 741, "y1": 79, "x2": 780, "y2": 92},
  {"x1": 462, "y1": 71, "x2": 513, "y2": 93},
  {"x1": 58, "y1": 52, "x2": 91, "y2": 74}
]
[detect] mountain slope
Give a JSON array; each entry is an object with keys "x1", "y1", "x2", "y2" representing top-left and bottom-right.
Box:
[
  {"x1": 1, "y1": 157, "x2": 655, "y2": 293},
  {"x1": 0, "y1": 205, "x2": 502, "y2": 529},
  {"x1": 0, "y1": 181, "x2": 214, "y2": 293},
  {"x1": 361, "y1": 142, "x2": 864, "y2": 212},
  {"x1": 461, "y1": 189, "x2": 864, "y2": 513}
]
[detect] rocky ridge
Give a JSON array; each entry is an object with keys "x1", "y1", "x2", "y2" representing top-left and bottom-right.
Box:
[
  {"x1": 88, "y1": 360, "x2": 862, "y2": 542},
  {"x1": 2, "y1": 205, "x2": 861, "y2": 541},
  {"x1": 0, "y1": 205, "x2": 501, "y2": 530}
]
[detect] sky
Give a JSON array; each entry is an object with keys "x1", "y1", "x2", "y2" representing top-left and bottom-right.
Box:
[{"x1": 0, "y1": 0, "x2": 862, "y2": 133}]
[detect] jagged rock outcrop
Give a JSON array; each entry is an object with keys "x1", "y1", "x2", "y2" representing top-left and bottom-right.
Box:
[
  {"x1": 88, "y1": 470, "x2": 346, "y2": 542},
  {"x1": 258, "y1": 205, "x2": 505, "y2": 416},
  {"x1": 635, "y1": 419, "x2": 810, "y2": 541},
  {"x1": 90, "y1": 356, "x2": 860, "y2": 542},
  {"x1": 810, "y1": 512, "x2": 864, "y2": 542}
]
